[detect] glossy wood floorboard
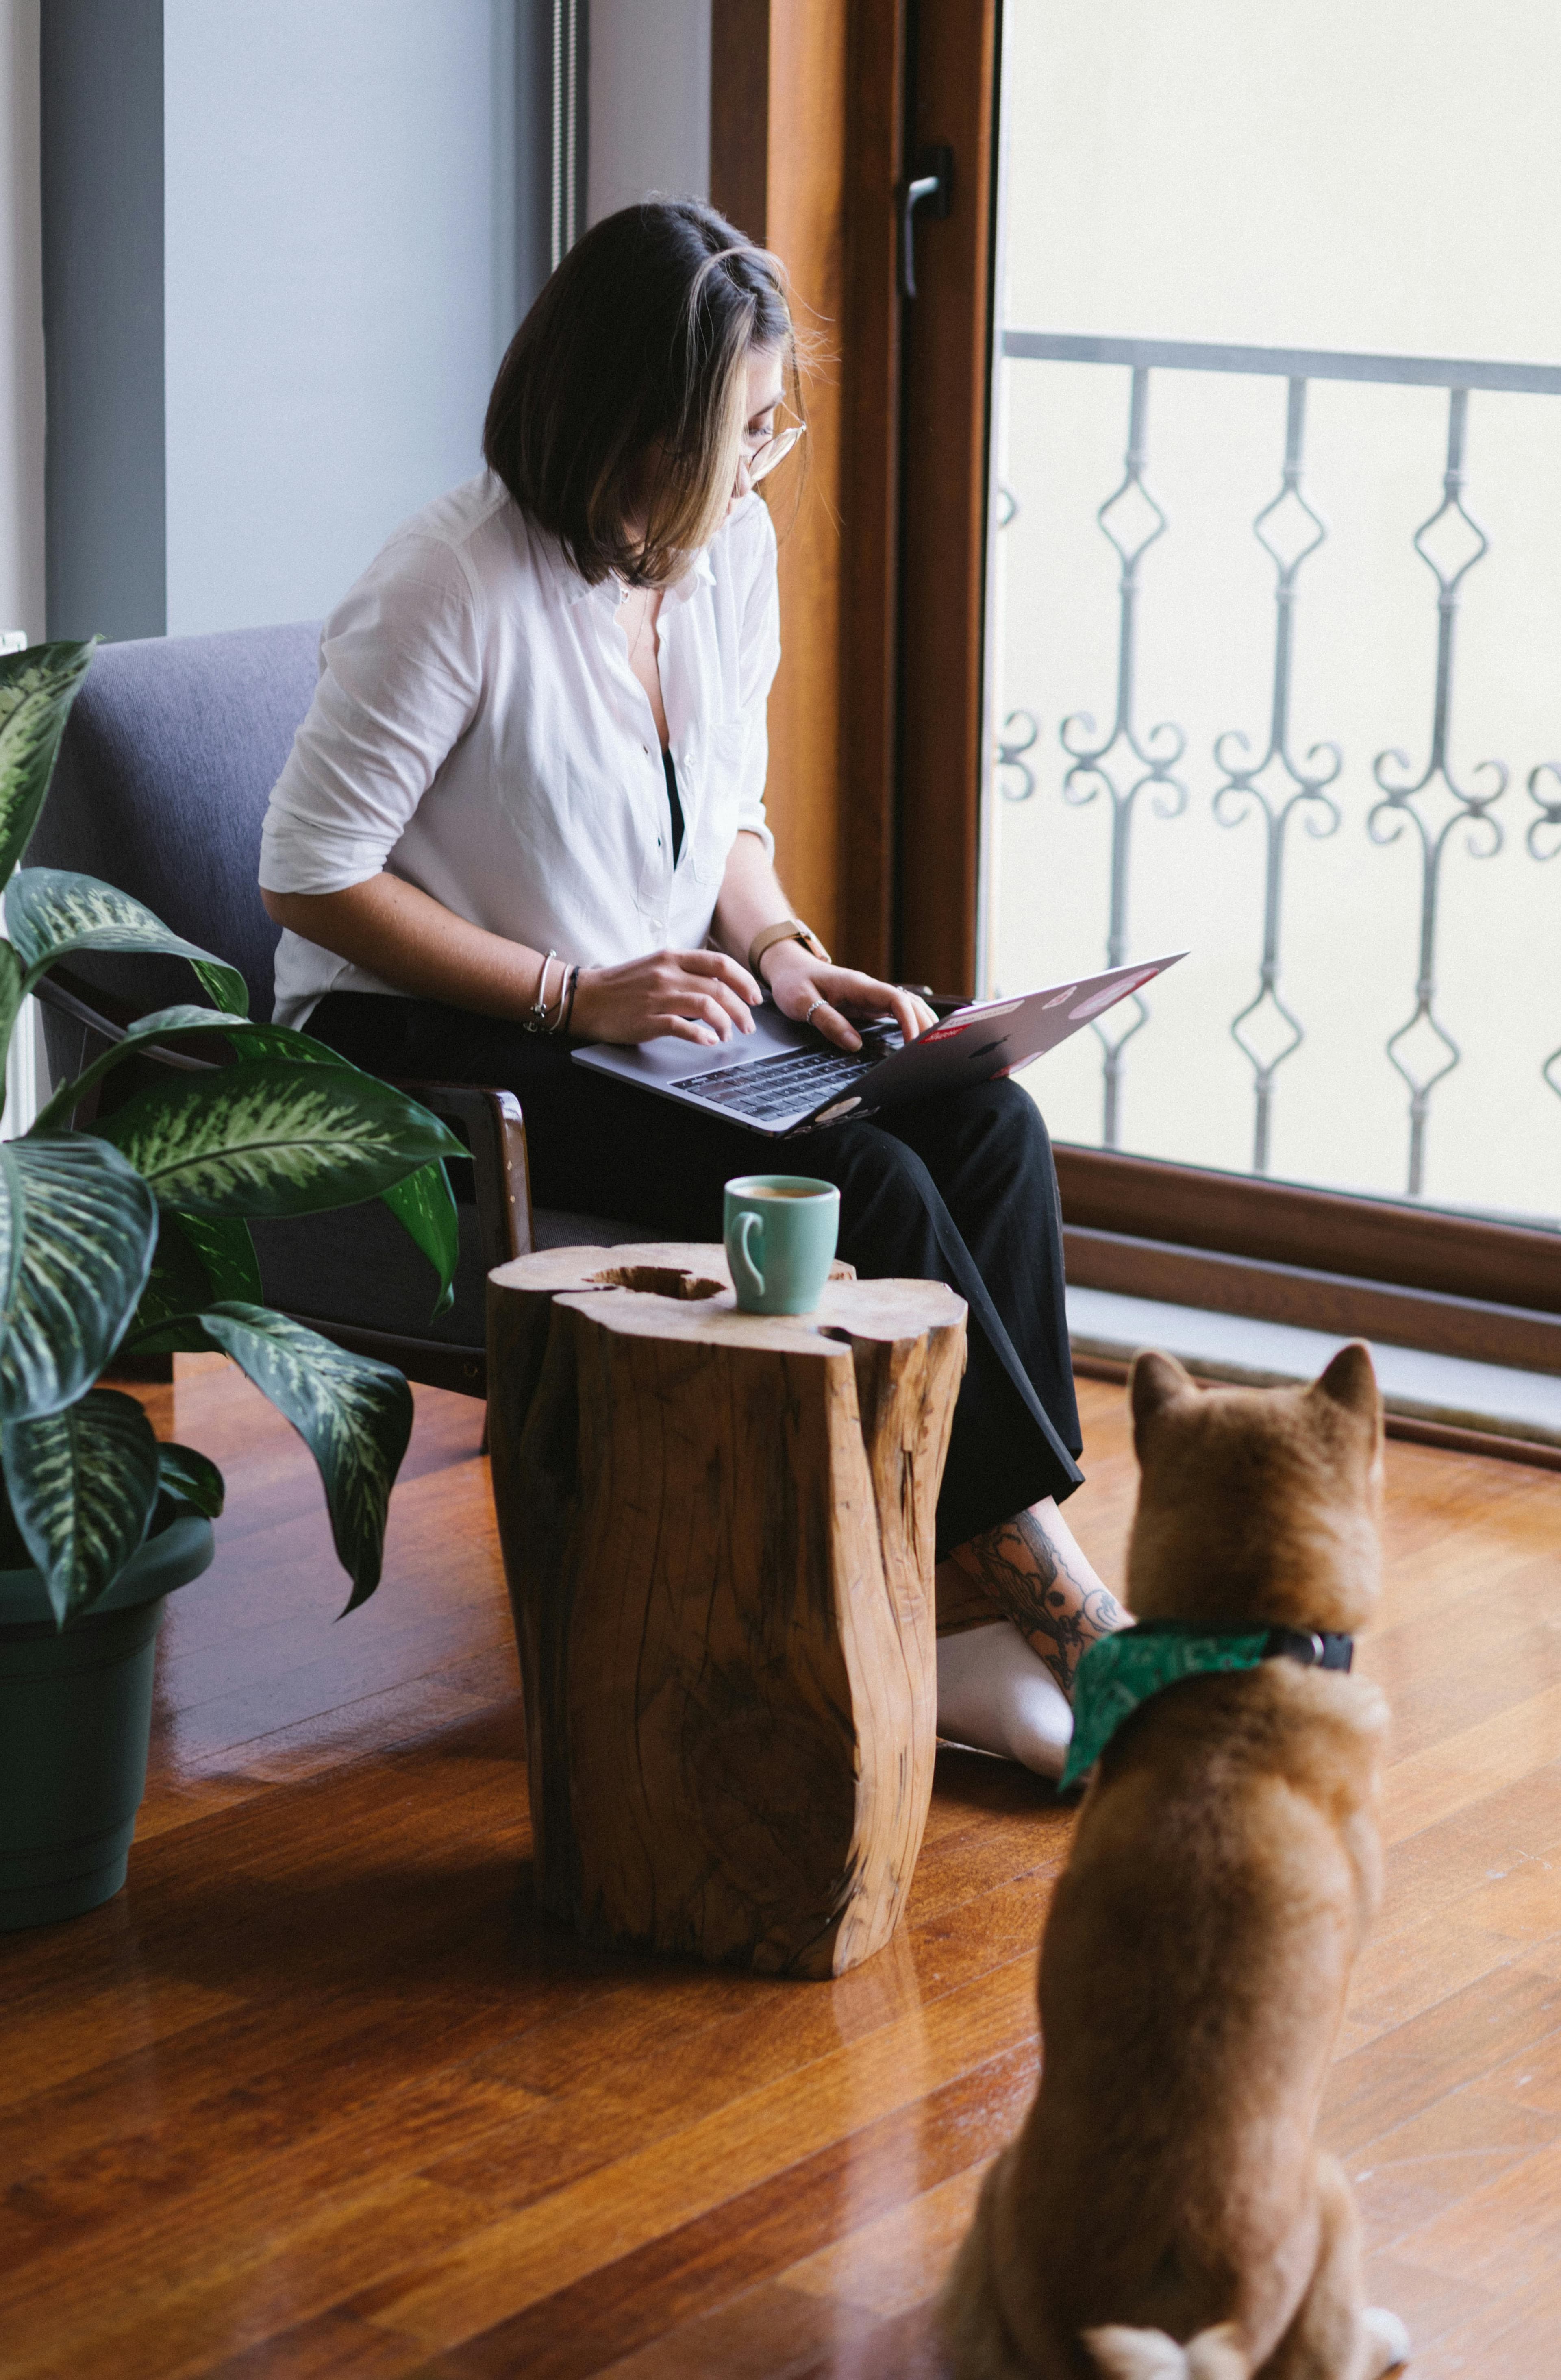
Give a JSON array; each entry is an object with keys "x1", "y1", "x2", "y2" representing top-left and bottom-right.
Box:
[{"x1": 3, "y1": 1358, "x2": 1559, "y2": 2378}]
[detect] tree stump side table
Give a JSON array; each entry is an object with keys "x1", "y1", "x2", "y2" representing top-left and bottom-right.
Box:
[{"x1": 486, "y1": 1243, "x2": 967, "y2": 1979}]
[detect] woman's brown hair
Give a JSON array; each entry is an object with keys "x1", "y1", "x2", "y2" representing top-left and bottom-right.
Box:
[{"x1": 483, "y1": 199, "x2": 797, "y2": 589}]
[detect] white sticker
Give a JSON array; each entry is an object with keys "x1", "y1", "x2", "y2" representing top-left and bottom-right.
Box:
[{"x1": 1071, "y1": 970, "x2": 1154, "y2": 1021}]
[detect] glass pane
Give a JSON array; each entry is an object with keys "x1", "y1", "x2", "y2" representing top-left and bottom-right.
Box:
[{"x1": 985, "y1": 2, "x2": 1561, "y2": 1226}]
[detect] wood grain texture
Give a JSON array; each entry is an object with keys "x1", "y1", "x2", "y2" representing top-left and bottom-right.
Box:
[
  {"x1": 2, "y1": 1363, "x2": 1559, "y2": 2375},
  {"x1": 836, "y1": 0, "x2": 907, "y2": 979},
  {"x1": 486, "y1": 1245, "x2": 967, "y2": 1976},
  {"x1": 898, "y1": 0, "x2": 999, "y2": 995},
  {"x1": 1055, "y1": 1141, "x2": 1561, "y2": 1319},
  {"x1": 711, "y1": 0, "x2": 851, "y2": 954}
]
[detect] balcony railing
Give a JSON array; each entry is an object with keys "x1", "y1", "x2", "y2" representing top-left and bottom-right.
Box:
[{"x1": 993, "y1": 332, "x2": 1561, "y2": 1206}]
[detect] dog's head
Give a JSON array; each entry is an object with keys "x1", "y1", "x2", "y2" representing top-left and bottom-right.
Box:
[{"x1": 1124, "y1": 1343, "x2": 1384, "y2": 1636}]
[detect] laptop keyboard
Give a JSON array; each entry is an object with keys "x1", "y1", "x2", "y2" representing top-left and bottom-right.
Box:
[{"x1": 671, "y1": 1043, "x2": 879, "y2": 1123}]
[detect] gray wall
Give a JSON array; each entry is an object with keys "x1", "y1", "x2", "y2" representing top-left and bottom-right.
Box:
[
  {"x1": 43, "y1": 0, "x2": 556, "y2": 642},
  {"x1": 586, "y1": 0, "x2": 707, "y2": 228},
  {"x1": 1, "y1": 0, "x2": 45, "y2": 645},
  {"x1": 41, "y1": 0, "x2": 165, "y2": 642}
]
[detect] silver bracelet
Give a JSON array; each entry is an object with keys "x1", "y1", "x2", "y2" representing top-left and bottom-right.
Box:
[{"x1": 526, "y1": 949, "x2": 559, "y2": 1034}]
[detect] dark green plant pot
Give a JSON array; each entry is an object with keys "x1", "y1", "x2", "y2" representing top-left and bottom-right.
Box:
[{"x1": 0, "y1": 1515, "x2": 215, "y2": 1931}]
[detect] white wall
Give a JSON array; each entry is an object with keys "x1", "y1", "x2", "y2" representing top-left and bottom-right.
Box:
[
  {"x1": 163, "y1": 0, "x2": 522, "y2": 635},
  {"x1": 0, "y1": 0, "x2": 42, "y2": 644},
  {"x1": 587, "y1": 0, "x2": 709, "y2": 226}
]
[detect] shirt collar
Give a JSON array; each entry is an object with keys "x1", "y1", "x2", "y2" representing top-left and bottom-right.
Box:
[{"x1": 1060, "y1": 1618, "x2": 1355, "y2": 1791}]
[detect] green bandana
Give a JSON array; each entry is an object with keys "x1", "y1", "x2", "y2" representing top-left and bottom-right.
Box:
[{"x1": 1059, "y1": 1621, "x2": 1353, "y2": 1790}]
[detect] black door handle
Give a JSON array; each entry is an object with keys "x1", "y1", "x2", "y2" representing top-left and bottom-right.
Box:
[{"x1": 900, "y1": 146, "x2": 953, "y2": 300}]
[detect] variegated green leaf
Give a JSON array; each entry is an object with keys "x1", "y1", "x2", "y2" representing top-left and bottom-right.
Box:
[
  {"x1": 29, "y1": 1003, "x2": 253, "y2": 1132},
  {"x1": 201, "y1": 1303, "x2": 412, "y2": 1608},
  {"x1": 91, "y1": 1057, "x2": 464, "y2": 1220},
  {"x1": 174, "y1": 1212, "x2": 262, "y2": 1303},
  {"x1": 34, "y1": 1006, "x2": 460, "y2": 1317},
  {"x1": 157, "y1": 1439, "x2": 225, "y2": 1520},
  {"x1": 0, "y1": 941, "x2": 24, "y2": 1128},
  {"x1": 123, "y1": 1213, "x2": 222, "y2": 1355},
  {"x1": 0, "y1": 1137, "x2": 159, "y2": 1418},
  {"x1": 377, "y1": 1165, "x2": 459, "y2": 1317},
  {"x1": 3, "y1": 1387, "x2": 161, "y2": 1625},
  {"x1": 6, "y1": 868, "x2": 248, "y2": 1013},
  {"x1": 0, "y1": 641, "x2": 97, "y2": 893}
]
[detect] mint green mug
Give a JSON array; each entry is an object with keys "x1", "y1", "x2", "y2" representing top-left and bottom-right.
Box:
[{"x1": 724, "y1": 1174, "x2": 840, "y2": 1315}]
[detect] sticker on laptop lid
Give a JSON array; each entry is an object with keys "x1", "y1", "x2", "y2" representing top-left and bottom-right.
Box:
[
  {"x1": 1071, "y1": 969, "x2": 1158, "y2": 1020},
  {"x1": 924, "y1": 999, "x2": 1020, "y2": 1044}
]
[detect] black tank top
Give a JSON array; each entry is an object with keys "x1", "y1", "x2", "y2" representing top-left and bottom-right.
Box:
[{"x1": 662, "y1": 747, "x2": 685, "y2": 864}]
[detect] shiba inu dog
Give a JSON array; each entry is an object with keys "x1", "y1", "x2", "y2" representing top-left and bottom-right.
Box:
[{"x1": 939, "y1": 1344, "x2": 1410, "y2": 2380}]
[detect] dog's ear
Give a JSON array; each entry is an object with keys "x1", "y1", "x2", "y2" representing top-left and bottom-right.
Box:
[
  {"x1": 1129, "y1": 1349, "x2": 1194, "y2": 1445},
  {"x1": 1309, "y1": 1341, "x2": 1380, "y2": 1431}
]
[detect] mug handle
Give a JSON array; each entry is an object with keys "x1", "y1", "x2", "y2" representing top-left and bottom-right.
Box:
[{"x1": 731, "y1": 1209, "x2": 765, "y2": 1301}]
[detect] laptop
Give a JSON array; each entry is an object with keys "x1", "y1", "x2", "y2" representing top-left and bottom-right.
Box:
[{"x1": 573, "y1": 952, "x2": 1186, "y2": 1137}]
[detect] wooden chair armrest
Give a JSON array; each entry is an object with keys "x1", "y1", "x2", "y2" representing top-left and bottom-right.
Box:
[{"x1": 391, "y1": 1080, "x2": 533, "y2": 1266}]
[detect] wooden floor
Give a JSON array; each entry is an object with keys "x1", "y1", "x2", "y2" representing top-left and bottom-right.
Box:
[{"x1": 4, "y1": 1360, "x2": 1561, "y2": 2378}]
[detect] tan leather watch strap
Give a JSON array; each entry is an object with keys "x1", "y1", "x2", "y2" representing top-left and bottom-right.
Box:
[{"x1": 748, "y1": 917, "x2": 831, "y2": 980}]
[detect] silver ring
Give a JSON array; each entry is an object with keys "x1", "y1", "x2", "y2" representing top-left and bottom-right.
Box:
[{"x1": 804, "y1": 997, "x2": 826, "y2": 1028}]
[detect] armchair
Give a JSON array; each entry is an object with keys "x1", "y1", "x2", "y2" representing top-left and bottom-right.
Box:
[{"x1": 29, "y1": 623, "x2": 639, "y2": 1397}]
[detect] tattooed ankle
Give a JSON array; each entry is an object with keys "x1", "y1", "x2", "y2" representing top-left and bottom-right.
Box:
[{"x1": 958, "y1": 1514, "x2": 1125, "y2": 1696}]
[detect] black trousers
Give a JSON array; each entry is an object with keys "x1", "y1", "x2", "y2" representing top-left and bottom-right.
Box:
[{"x1": 310, "y1": 993, "x2": 1085, "y2": 1557}]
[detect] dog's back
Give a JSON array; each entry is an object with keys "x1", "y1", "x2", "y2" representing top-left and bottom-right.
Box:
[{"x1": 940, "y1": 1347, "x2": 1409, "y2": 2380}]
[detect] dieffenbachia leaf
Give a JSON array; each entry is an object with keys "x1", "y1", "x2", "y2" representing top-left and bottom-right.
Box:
[
  {"x1": 6, "y1": 868, "x2": 249, "y2": 1014},
  {"x1": 3, "y1": 1387, "x2": 161, "y2": 1625},
  {"x1": 174, "y1": 1212, "x2": 263, "y2": 1304},
  {"x1": 89, "y1": 1057, "x2": 465, "y2": 1221},
  {"x1": 29, "y1": 1004, "x2": 254, "y2": 1132},
  {"x1": 376, "y1": 1166, "x2": 459, "y2": 1318},
  {"x1": 200, "y1": 1303, "x2": 412, "y2": 1609},
  {"x1": 123, "y1": 1213, "x2": 223, "y2": 1355},
  {"x1": 157, "y1": 1439, "x2": 225, "y2": 1520},
  {"x1": 0, "y1": 941, "x2": 24, "y2": 1129},
  {"x1": 34, "y1": 1006, "x2": 460, "y2": 1317},
  {"x1": 0, "y1": 640, "x2": 97, "y2": 895},
  {"x1": 0, "y1": 1136, "x2": 158, "y2": 1418}
]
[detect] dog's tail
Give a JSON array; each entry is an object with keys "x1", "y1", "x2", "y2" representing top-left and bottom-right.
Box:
[{"x1": 1083, "y1": 2322, "x2": 1249, "y2": 2380}]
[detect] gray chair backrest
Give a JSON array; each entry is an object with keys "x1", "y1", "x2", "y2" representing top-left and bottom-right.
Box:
[{"x1": 30, "y1": 621, "x2": 322, "y2": 1022}]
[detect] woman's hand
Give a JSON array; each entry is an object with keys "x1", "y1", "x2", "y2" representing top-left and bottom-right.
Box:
[
  {"x1": 571, "y1": 949, "x2": 764, "y2": 1046},
  {"x1": 761, "y1": 943, "x2": 938, "y2": 1052}
]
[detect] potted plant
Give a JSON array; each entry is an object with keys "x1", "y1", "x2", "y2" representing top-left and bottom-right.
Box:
[{"x1": 0, "y1": 639, "x2": 467, "y2": 1929}]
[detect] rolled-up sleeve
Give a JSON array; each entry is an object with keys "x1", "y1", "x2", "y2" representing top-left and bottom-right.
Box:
[
  {"x1": 735, "y1": 505, "x2": 781, "y2": 854},
  {"x1": 259, "y1": 536, "x2": 484, "y2": 896}
]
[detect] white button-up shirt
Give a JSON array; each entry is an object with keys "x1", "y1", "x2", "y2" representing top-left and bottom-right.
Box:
[{"x1": 259, "y1": 470, "x2": 780, "y2": 1028}]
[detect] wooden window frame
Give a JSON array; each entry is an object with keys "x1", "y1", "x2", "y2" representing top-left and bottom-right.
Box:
[{"x1": 712, "y1": 2, "x2": 1561, "y2": 1384}]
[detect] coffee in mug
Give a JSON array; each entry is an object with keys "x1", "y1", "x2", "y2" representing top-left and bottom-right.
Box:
[{"x1": 724, "y1": 1174, "x2": 839, "y2": 1315}]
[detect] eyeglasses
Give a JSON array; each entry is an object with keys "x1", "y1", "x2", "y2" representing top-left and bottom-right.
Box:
[{"x1": 735, "y1": 423, "x2": 805, "y2": 489}]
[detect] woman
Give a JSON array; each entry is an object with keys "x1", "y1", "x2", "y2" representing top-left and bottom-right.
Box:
[{"x1": 259, "y1": 199, "x2": 1124, "y2": 1779}]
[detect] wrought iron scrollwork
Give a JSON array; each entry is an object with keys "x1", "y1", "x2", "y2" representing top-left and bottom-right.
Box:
[
  {"x1": 1529, "y1": 762, "x2": 1561, "y2": 1104},
  {"x1": 1368, "y1": 388, "x2": 1507, "y2": 1198},
  {"x1": 1212, "y1": 378, "x2": 1342, "y2": 1175},
  {"x1": 1057, "y1": 368, "x2": 1187, "y2": 1147},
  {"x1": 996, "y1": 709, "x2": 1039, "y2": 802}
]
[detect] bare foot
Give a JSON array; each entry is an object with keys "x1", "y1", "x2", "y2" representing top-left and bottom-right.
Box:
[{"x1": 939, "y1": 1498, "x2": 1126, "y2": 1698}]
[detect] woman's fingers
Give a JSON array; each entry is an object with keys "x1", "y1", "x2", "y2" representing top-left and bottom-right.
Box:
[
  {"x1": 808, "y1": 1000, "x2": 863, "y2": 1054},
  {"x1": 662, "y1": 957, "x2": 756, "y2": 1033},
  {"x1": 657, "y1": 1011, "x2": 725, "y2": 1045},
  {"x1": 683, "y1": 949, "x2": 764, "y2": 1006}
]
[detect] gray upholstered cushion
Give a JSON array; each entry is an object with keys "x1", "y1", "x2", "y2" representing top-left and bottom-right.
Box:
[{"x1": 31, "y1": 621, "x2": 320, "y2": 1021}]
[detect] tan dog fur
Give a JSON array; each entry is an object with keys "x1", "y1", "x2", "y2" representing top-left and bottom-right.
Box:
[{"x1": 938, "y1": 1345, "x2": 1410, "y2": 2380}]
